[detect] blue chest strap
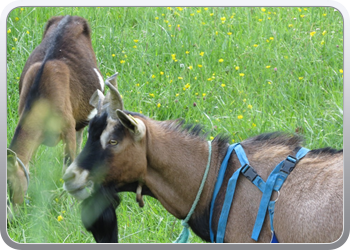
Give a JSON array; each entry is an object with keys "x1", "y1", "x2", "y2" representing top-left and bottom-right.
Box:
[{"x1": 209, "y1": 143, "x2": 309, "y2": 243}]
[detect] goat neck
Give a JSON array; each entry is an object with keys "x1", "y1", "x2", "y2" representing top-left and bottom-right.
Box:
[{"x1": 143, "y1": 121, "x2": 224, "y2": 219}]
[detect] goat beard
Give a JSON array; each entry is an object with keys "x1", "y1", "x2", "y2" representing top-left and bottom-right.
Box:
[{"x1": 80, "y1": 183, "x2": 120, "y2": 243}]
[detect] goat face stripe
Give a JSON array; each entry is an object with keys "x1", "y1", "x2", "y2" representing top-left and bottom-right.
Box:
[{"x1": 100, "y1": 117, "x2": 118, "y2": 149}]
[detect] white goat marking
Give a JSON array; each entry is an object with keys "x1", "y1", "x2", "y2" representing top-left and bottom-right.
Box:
[
  {"x1": 63, "y1": 162, "x2": 93, "y2": 200},
  {"x1": 93, "y1": 68, "x2": 104, "y2": 92},
  {"x1": 100, "y1": 118, "x2": 116, "y2": 149},
  {"x1": 87, "y1": 108, "x2": 97, "y2": 121}
]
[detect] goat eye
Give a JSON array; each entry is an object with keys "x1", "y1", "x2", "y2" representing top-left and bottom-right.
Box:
[{"x1": 108, "y1": 139, "x2": 118, "y2": 145}]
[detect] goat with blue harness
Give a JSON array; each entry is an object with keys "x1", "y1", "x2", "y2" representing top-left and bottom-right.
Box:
[{"x1": 63, "y1": 76, "x2": 343, "y2": 243}]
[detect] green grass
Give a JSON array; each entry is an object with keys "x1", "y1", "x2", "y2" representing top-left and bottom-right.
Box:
[{"x1": 6, "y1": 7, "x2": 343, "y2": 243}]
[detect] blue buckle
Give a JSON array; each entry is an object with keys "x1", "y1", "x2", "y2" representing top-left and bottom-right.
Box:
[
  {"x1": 280, "y1": 155, "x2": 297, "y2": 174},
  {"x1": 241, "y1": 164, "x2": 258, "y2": 182}
]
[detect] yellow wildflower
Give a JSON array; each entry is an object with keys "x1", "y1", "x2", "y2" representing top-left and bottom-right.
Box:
[
  {"x1": 340, "y1": 69, "x2": 343, "y2": 73},
  {"x1": 57, "y1": 215, "x2": 63, "y2": 222},
  {"x1": 202, "y1": 93, "x2": 206, "y2": 96},
  {"x1": 247, "y1": 104, "x2": 252, "y2": 109},
  {"x1": 218, "y1": 59, "x2": 224, "y2": 63},
  {"x1": 199, "y1": 51, "x2": 204, "y2": 56},
  {"x1": 186, "y1": 51, "x2": 190, "y2": 54},
  {"x1": 178, "y1": 77, "x2": 183, "y2": 80},
  {"x1": 210, "y1": 136, "x2": 214, "y2": 140},
  {"x1": 7, "y1": 29, "x2": 11, "y2": 33},
  {"x1": 253, "y1": 44, "x2": 258, "y2": 47},
  {"x1": 188, "y1": 66, "x2": 193, "y2": 70},
  {"x1": 261, "y1": 8, "x2": 266, "y2": 12},
  {"x1": 266, "y1": 65, "x2": 271, "y2": 69},
  {"x1": 221, "y1": 17, "x2": 226, "y2": 22},
  {"x1": 288, "y1": 24, "x2": 293, "y2": 28},
  {"x1": 239, "y1": 73, "x2": 245, "y2": 77},
  {"x1": 235, "y1": 66, "x2": 240, "y2": 70},
  {"x1": 149, "y1": 93, "x2": 155, "y2": 98},
  {"x1": 198, "y1": 64, "x2": 203, "y2": 68},
  {"x1": 227, "y1": 32, "x2": 232, "y2": 35},
  {"x1": 310, "y1": 31, "x2": 316, "y2": 37},
  {"x1": 299, "y1": 77, "x2": 304, "y2": 80},
  {"x1": 221, "y1": 84, "x2": 226, "y2": 87},
  {"x1": 120, "y1": 60, "x2": 125, "y2": 64},
  {"x1": 259, "y1": 19, "x2": 263, "y2": 22},
  {"x1": 237, "y1": 115, "x2": 243, "y2": 119},
  {"x1": 176, "y1": 93, "x2": 179, "y2": 97},
  {"x1": 157, "y1": 103, "x2": 161, "y2": 108},
  {"x1": 322, "y1": 30, "x2": 327, "y2": 36},
  {"x1": 160, "y1": 72, "x2": 164, "y2": 75}
]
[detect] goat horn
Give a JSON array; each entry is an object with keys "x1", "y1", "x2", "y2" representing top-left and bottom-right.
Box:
[{"x1": 105, "y1": 73, "x2": 124, "y2": 119}]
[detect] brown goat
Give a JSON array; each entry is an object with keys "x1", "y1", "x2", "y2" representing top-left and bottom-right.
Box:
[
  {"x1": 63, "y1": 75, "x2": 343, "y2": 243},
  {"x1": 7, "y1": 15, "x2": 104, "y2": 213}
]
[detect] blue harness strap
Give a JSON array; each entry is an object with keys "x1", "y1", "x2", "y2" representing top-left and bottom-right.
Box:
[
  {"x1": 209, "y1": 143, "x2": 238, "y2": 242},
  {"x1": 251, "y1": 147, "x2": 309, "y2": 241},
  {"x1": 209, "y1": 143, "x2": 309, "y2": 243}
]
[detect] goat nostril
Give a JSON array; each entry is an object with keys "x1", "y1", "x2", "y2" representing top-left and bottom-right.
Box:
[{"x1": 62, "y1": 172, "x2": 75, "y2": 182}]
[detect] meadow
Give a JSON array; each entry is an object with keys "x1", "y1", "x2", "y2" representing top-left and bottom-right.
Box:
[{"x1": 6, "y1": 7, "x2": 343, "y2": 243}]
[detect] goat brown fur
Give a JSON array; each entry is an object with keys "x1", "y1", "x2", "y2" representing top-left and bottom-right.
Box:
[{"x1": 7, "y1": 15, "x2": 103, "y2": 209}]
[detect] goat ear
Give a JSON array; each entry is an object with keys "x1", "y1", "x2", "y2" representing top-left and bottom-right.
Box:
[
  {"x1": 89, "y1": 89, "x2": 105, "y2": 109},
  {"x1": 116, "y1": 110, "x2": 146, "y2": 141}
]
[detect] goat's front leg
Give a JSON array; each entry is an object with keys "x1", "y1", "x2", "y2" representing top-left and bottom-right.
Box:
[
  {"x1": 76, "y1": 129, "x2": 84, "y2": 155},
  {"x1": 63, "y1": 120, "x2": 76, "y2": 171}
]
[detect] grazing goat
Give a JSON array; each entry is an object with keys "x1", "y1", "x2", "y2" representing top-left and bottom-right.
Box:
[
  {"x1": 7, "y1": 15, "x2": 104, "y2": 213},
  {"x1": 63, "y1": 74, "x2": 343, "y2": 243}
]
